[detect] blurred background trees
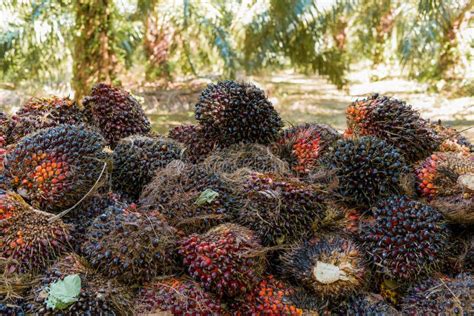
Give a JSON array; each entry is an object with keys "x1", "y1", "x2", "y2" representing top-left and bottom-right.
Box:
[{"x1": 0, "y1": 0, "x2": 473, "y2": 99}]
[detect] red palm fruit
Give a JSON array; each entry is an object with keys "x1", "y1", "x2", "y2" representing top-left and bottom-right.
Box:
[{"x1": 168, "y1": 124, "x2": 219, "y2": 163}]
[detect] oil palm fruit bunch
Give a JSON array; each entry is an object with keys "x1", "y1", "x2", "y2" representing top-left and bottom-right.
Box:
[
  {"x1": 195, "y1": 80, "x2": 283, "y2": 147},
  {"x1": 28, "y1": 254, "x2": 133, "y2": 315},
  {"x1": 168, "y1": 124, "x2": 219, "y2": 163},
  {"x1": 237, "y1": 172, "x2": 325, "y2": 246},
  {"x1": 140, "y1": 162, "x2": 238, "y2": 235},
  {"x1": 345, "y1": 94, "x2": 440, "y2": 163},
  {"x1": 232, "y1": 275, "x2": 304, "y2": 315},
  {"x1": 82, "y1": 83, "x2": 151, "y2": 147},
  {"x1": 178, "y1": 223, "x2": 265, "y2": 298},
  {"x1": 323, "y1": 136, "x2": 408, "y2": 207},
  {"x1": 4, "y1": 124, "x2": 109, "y2": 212},
  {"x1": 273, "y1": 123, "x2": 341, "y2": 175},
  {"x1": 401, "y1": 273, "x2": 474, "y2": 315},
  {"x1": 134, "y1": 277, "x2": 226, "y2": 315},
  {"x1": 8, "y1": 97, "x2": 89, "y2": 143},
  {"x1": 279, "y1": 235, "x2": 367, "y2": 299},
  {"x1": 0, "y1": 191, "x2": 70, "y2": 273},
  {"x1": 360, "y1": 195, "x2": 449, "y2": 281},
  {"x1": 112, "y1": 135, "x2": 182, "y2": 200},
  {"x1": 0, "y1": 111, "x2": 11, "y2": 146},
  {"x1": 430, "y1": 120, "x2": 473, "y2": 153},
  {"x1": 82, "y1": 208, "x2": 177, "y2": 284},
  {"x1": 332, "y1": 293, "x2": 400, "y2": 315}
]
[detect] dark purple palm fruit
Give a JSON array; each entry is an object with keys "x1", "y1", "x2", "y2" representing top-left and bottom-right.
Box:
[
  {"x1": 178, "y1": 223, "x2": 266, "y2": 298},
  {"x1": 195, "y1": 80, "x2": 283, "y2": 147},
  {"x1": 401, "y1": 273, "x2": 474, "y2": 315},
  {"x1": 82, "y1": 83, "x2": 151, "y2": 147},
  {"x1": 345, "y1": 94, "x2": 441, "y2": 163},
  {"x1": 360, "y1": 195, "x2": 449, "y2": 281},
  {"x1": 8, "y1": 97, "x2": 89, "y2": 143},
  {"x1": 332, "y1": 293, "x2": 401, "y2": 315},
  {"x1": 168, "y1": 124, "x2": 219, "y2": 163}
]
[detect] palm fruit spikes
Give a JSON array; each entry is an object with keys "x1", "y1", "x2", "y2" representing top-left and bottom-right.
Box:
[
  {"x1": 236, "y1": 172, "x2": 325, "y2": 246},
  {"x1": 4, "y1": 124, "x2": 109, "y2": 212},
  {"x1": 279, "y1": 235, "x2": 367, "y2": 299},
  {"x1": 402, "y1": 273, "x2": 474, "y2": 315},
  {"x1": 134, "y1": 277, "x2": 226, "y2": 315},
  {"x1": 232, "y1": 275, "x2": 304, "y2": 315},
  {"x1": 345, "y1": 94, "x2": 440, "y2": 162},
  {"x1": 273, "y1": 123, "x2": 341, "y2": 174},
  {"x1": 324, "y1": 136, "x2": 408, "y2": 206},
  {"x1": 168, "y1": 124, "x2": 218, "y2": 163},
  {"x1": 178, "y1": 223, "x2": 265, "y2": 298},
  {"x1": 82, "y1": 83, "x2": 151, "y2": 147},
  {"x1": 360, "y1": 195, "x2": 449, "y2": 281},
  {"x1": 112, "y1": 135, "x2": 182, "y2": 200},
  {"x1": 195, "y1": 80, "x2": 283, "y2": 146},
  {"x1": 28, "y1": 254, "x2": 133, "y2": 315},
  {"x1": 82, "y1": 208, "x2": 177, "y2": 284},
  {"x1": 0, "y1": 191, "x2": 70, "y2": 273},
  {"x1": 8, "y1": 97, "x2": 89, "y2": 143}
]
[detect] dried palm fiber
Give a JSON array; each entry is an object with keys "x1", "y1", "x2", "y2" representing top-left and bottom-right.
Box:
[
  {"x1": 168, "y1": 124, "x2": 219, "y2": 163},
  {"x1": 0, "y1": 191, "x2": 71, "y2": 273},
  {"x1": 140, "y1": 160, "x2": 238, "y2": 234},
  {"x1": 3, "y1": 124, "x2": 110, "y2": 213},
  {"x1": 27, "y1": 253, "x2": 133, "y2": 315},
  {"x1": 8, "y1": 97, "x2": 89, "y2": 143},
  {"x1": 345, "y1": 93, "x2": 441, "y2": 163},
  {"x1": 272, "y1": 123, "x2": 341, "y2": 175},
  {"x1": 235, "y1": 172, "x2": 326, "y2": 246},
  {"x1": 202, "y1": 143, "x2": 290, "y2": 176},
  {"x1": 1, "y1": 257, "x2": 36, "y2": 313}
]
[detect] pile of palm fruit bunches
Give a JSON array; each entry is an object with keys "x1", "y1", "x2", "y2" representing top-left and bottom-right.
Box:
[{"x1": 0, "y1": 80, "x2": 473, "y2": 316}]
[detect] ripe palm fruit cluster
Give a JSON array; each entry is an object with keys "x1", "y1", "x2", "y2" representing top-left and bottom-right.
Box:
[
  {"x1": 401, "y1": 273, "x2": 473, "y2": 315},
  {"x1": 0, "y1": 111, "x2": 11, "y2": 146},
  {"x1": 168, "y1": 124, "x2": 218, "y2": 163},
  {"x1": 82, "y1": 208, "x2": 177, "y2": 284},
  {"x1": 360, "y1": 195, "x2": 449, "y2": 280},
  {"x1": 8, "y1": 97, "x2": 89, "y2": 143},
  {"x1": 345, "y1": 94, "x2": 440, "y2": 162},
  {"x1": 195, "y1": 80, "x2": 283, "y2": 147},
  {"x1": 134, "y1": 277, "x2": 226, "y2": 315},
  {"x1": 232, "y1": 275, "x2": 304, "y2": 315},
  {"x1": 0, "y1": 191, "x2": 70, "y2": 273},
  {"x1": 430, "y1": 121, "x2": 473, "y2": 153},
  {"x1": 333, "y1": 294, "x2": 400, "y2": 315},
  {"x1": 82, "y1": 83, "x2": 151, "y2": 147},
  {"x1": 237, "y1": 172, "x2": 325, "y2": 246},
  {"x1": 279, "y1": 235, "x2": 367, "y2": 299},
  {"x1": 28, "y1": 254, "x2": 133, "y2": 315},
  {"x1": 178, "y1": 224, "x2": 266, "y2": 298},
  {"x1": 324, "y1": 136, "x2": 408, "y2": 206},
  {"x1": 4, "y1": 124, "x2": 108, "y2": 212},
  {"x1": 140, "y1": 162, "x2": 237, "y2": 234},
  {"x1": 273, "y1": 123, "x2": 341, "y2": 174},
  {"x1": 112, "y1": 135, "x2": 182, "y2": 199}
]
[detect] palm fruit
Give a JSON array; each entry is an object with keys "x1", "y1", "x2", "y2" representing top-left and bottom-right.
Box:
[
  {"x1": 1, "y1": 257, "x2": 33, "y2": 316},
  {"x1": 232, "y1": 275, "x2": 304, "y2": 315},
  {"x1": 82, "y1": 83, "x2": 151, "y2": 147},
  {"x1": 0, "y1": 191, "x2": 70, "y2": 273},
  {"x1": 203, "y1": 143, "x2": 290, "y2": 175},
  {"x1": 134, "y1": 277, "x2": 226, "y2": 315},
  {"x1": 273, "y1": 123, "x2": 341, "y2": 174},
  {"x1": 236, "y1": 172, "x2": 325, "y2": 246},
  {"x1": 195, "y1": 80, "x2": 283, "y2": 146},
  {"x1": 430, "y1": 120, "x2": 473, "y2": 153},
  {"x1": 140, "y1": 161, "x2": 238, "y2": 234},
  {"x1": 402, "y1": 273, "x2": 474, "y2": 315},
  {"x1": 4, "y1": 124, "x2": 109, "y2": 212},
  {"x1": 279, "y1": 235, "x2": 367, "y2": 299},
  {"x1": 112, "y1": 135, "x2": 182, "y2": 199},
  {"x1": 345, "y1": 94, "x2": 440, "y2": 162},
  {"x1": 168, "y1": 124, "x2": 219, "y2": 163},
  {"x1": 323, "y1": 136, "x2": 408, "y2": 206},
  {"x1": 331, "y1": 293, "x2": 400, "y2": 315},
  {"x1": 0, "y1": 111, "x2": 11, "y2": 146},
  {"x1": 178, "y1": 223, "x2": 265, "y2": 298},
  {"x1": 28, "y1": 254, "x2": 133, "y2": 315},
  {"x1": 360, "y1": 195, "x2": 449, "y2": 281},
  {"x1": 8, "y1": 97, "x2": 89, "y2": 143},
  {"x1": 82, "y1": 208, "x2": 177, "y2": 284}
]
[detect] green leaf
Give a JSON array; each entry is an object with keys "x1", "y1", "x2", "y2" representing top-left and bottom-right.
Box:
[
  {"x1": 45, "y1": 274, "x2": 81, "y2": 310},
  {"x1": 195, "y1": 189, "x2": 219, "y2": 206}
]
